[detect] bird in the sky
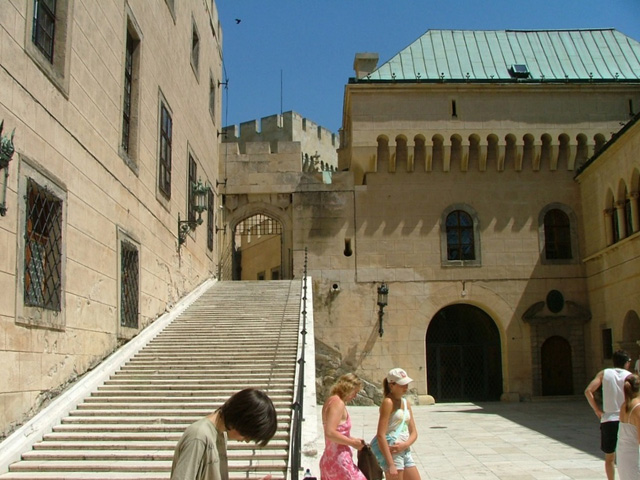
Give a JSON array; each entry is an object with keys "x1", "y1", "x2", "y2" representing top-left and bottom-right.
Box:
[{"x1": 235, "y1": 18, "x2": 241, "y2": 24}]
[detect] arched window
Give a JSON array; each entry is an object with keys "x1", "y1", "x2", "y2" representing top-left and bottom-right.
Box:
[
  {"x1": 446, "y1": 210, "x2": 475, "y2": 261},
  {"x1": 539, "y1": 204, "x2": 578, "y2": 264},
  {"x1": 544, "y1": 209, "x2": 572, "y2": 259}
]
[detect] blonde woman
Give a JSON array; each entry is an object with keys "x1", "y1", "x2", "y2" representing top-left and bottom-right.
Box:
[
  {"x1": 319, "y1": 373, "x2": 367, "y2": 480},
  {"x1": 374, "y1": 368, "x2": 421, "y2": 480},
  {"x1": 618, "y1": 374, "x2": 640, "y2": 480}
]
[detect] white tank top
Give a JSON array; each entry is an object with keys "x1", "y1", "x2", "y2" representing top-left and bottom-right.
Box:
[{"x1": 602, "y1": 368, "x2": 631, "y2": 423}]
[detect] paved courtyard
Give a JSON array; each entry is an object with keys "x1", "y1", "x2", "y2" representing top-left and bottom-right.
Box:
[{"x1": 340, "y1": 397, "x2": 607, "y2": 479}]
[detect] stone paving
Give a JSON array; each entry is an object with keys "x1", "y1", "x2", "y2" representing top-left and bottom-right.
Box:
[{"x1": 341, "y1": 397, "x2": 607, "y2": 480}]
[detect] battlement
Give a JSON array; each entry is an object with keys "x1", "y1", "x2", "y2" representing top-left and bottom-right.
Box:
[
  {"x1": 222, "y1": 111, "x2": 337, "y2": 147},
  {"x1": 222, "y1": 111, "x2": 339, "y2": 170}
]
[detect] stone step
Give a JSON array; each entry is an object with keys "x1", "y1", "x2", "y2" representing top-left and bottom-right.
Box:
[
  {"x1": 43, "y1": 431, "x2": 290, "y2": 442},
  {"x1": 9, "y1": 460, "x2": 286, "y2": 474},
  {"x1": 56, "y1": 416, "x2": 291, "y2": 426},
  {"x1": 22, "y1": 449, "x2": 288, "y2": 462},
  {"x1": 32, "y1": 441, "x2": 289, "y2": 451},
  {"x1": 0, "y1": 280, "x2": 302, "y2": 480}
]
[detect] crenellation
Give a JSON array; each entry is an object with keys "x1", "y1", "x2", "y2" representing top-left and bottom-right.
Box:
[{"x1": 223, "y1": 111, "x2": 338, "y2": 170}]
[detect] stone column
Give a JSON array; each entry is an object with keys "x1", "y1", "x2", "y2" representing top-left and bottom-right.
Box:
[
  {"x1": 630, "y1": 192, "x2": 640, "y2": 234},
  {"x1": 604, "y1": 208, "x2": 614, "y2": 246},
  {"x1": 616, "y1": 201, "x2": 628, "y2": 239}
]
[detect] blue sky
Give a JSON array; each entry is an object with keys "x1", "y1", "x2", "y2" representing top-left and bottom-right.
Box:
[{"x1": 217, "y1": 1, "x2": 640, "y2": 133}]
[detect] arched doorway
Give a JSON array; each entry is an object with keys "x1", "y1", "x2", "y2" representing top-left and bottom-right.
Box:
[
  {"x1": 232, "y1": 213, "x2": 283, "y2": 280},
  {"x1": 541, "y1": 336, "x2": 573, "y2": 395},
  {"x1": 426, "y1": 304, "x2": 502, "y2": 401}
]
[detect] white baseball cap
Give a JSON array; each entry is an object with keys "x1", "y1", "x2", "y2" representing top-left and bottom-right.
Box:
[{"x1": 387, "y1": 368, "x2": 413, "y2": 385}]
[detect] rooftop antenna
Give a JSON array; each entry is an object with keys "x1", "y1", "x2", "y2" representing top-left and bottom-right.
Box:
[{"x1": 280, "y1": 69, "x2": 283, "y2": 115}]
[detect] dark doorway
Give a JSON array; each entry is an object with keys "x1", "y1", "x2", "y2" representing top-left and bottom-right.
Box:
[
  {"x1": 426, "y1": 304, "x2": 503, "y2": 401},
  {"x1": 231, "y1": 214, "x2": 282, "y2": 281},
  {"x1": 541, "y1": 336, "x2": 573, "y2": 395}
]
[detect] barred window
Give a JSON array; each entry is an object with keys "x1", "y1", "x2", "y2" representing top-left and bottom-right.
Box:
[
  {"x1": 24, "y1": 179, "x2": 63, "y2": 310},
  {"x1": 120, "y1": 240, "x2": 139, "y2": 329},
  {"x1": 33, "y1": 0, "x2": 56, "y2": 63},
  {"x1": 446, "y1": 210, "x2": 475, "y2": 261},
  {"x1": 188, "y1": 155, "x2": 197, "y2": 224},
  {"x1": 158, "y1": 103, "x2": 172, "y2": 197},
  {"x1": 207, "y1": 188, "x2": 214, "y2": 251}
]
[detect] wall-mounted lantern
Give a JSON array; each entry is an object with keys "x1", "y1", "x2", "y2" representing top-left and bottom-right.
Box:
[
  {"x1": 0, "y1": 120, "x2": 16, "y2": 217},
  {"x1": 178, "y1": 178, "x2": 208, "y2": 251},
  {"x1": 377, "y1": 283, "x2": 389, "y2": 337}
]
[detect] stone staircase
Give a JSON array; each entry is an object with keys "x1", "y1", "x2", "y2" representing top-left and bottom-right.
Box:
[{"x1": 0, "y1": 280, "x2": 303, "y2": 480}]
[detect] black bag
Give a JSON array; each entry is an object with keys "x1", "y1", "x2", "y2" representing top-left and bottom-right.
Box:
[{"x1": 358, "y1": 443, "x2": 384, "y2": 480}]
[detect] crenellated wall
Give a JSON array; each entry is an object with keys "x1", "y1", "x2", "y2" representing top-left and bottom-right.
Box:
[{"x1": 222, "y1": 111, "x2": 338, "y2": 172}]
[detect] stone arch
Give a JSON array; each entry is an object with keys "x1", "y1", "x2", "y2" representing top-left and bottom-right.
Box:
[
  {"x1": 414, "y1": 135, "x2": 426, "y2": 172},
  {"x1": 576, "y1": 133, "x2": 589, "y2": 168},
  {"x1": 431, "y1": 134, "x2": 444, "y2": 172},
  {"x1": 395, "y1": 135, "x2": 408, "y2": 172},
  {"x1": 450, "y1": 134, "x2": 462, "y2": 172},
  {"x1": 622, "y1": 310, "x2": 640, "y2": 358},
  {"x1": 376, "y1": 135, "x2": 390, "y2": 172},
  {"x1": 504, "y1": 134, "x2": 517, "y2": 171},
  {"x1": 486, "y1": 134, "x2": 499, "y2": 171},
  {"x1": 426, "y1": 304, "x2": 503, "y2": 401},
  {"x1": 225, "y1": 202, "x2": 293, "y2": 280},
  {"x1": 557, "y1": 133, "x2": 570, "y2": 171},
  {"x1": 594, "y1": 133, "x2": 607, "y2": 155},
  {"x1": 468, "y1": 134, "x2": 480, "y2": 171},
  {"x1": 522, "y1": 134, "x2": 535, "y2": 171},
  {"x1": 540, "y1": 133, "x2": 552, "y2": 171}
]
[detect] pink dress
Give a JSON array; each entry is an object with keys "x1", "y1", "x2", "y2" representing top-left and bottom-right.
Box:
[{"x1": 320, "y1": 412, "x2": 366, "y2": 480}]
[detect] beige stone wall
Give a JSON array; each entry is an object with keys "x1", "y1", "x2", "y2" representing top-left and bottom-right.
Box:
[
  {"x1": 576, "y1": 117, "x2": 640, "y2": 375},
  {"x1": 307, "y1": 80, "x2": 640, "y2": 401},
  {"x1": 223, "y1": 111, "x2": 338, "y2": 171},
  {"x1": 0, "y1": 0, "x2": 222, "y2": 435}
]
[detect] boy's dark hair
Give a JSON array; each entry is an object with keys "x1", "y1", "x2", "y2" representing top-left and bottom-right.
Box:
[
  {"x1": 613, "y1": 350, "x2": 631, "y2": 368},
  {"x1": 219, "y1": 388, "x2": 277, "y2": 446}
]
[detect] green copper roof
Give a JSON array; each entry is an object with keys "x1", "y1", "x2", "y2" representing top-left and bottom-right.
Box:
[{"x1": 366, "y1": 29, "x2": 640, "y2": 82}]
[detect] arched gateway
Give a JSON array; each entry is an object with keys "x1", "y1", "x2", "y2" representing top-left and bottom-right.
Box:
[{"x1": 426, "y1": 304, "x2": 503, "y2": 401}]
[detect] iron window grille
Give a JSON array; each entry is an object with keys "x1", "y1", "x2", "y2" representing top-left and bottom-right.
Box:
[
  {"x1": 24, "y1": 178, "x2": 62, "y2": 310},
  {"x1": 446, "y1": 210, "x2": 475, "y2": 261},
  {"x1": 207, "y1": 188, "x2": 214, "y2": 251},
  {"x1": 188, "y1": 155, "x2": 197, "y2": 224},
  {"x1": 544, "y1": 209, "x2": 572, "y2": 259},
  {"x1": 120, "y1": 240, "x2": 139, "y2": 329},
  {"x1": 158, "y1": 104, "x2": 172, "y2": 197},
  {"x1": 32, "y1": 0, "x2": 56, "y2": 63},
  {"x1": 236, "y1": 214, "x2": 283, "y2": 236}
]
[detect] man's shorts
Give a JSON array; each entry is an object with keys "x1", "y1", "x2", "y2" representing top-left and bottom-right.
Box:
[{"x1": 601, "y1": 421, "x2": 620, "y2": 454}]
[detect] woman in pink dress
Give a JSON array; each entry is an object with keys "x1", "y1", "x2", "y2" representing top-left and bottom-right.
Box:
[{"x1": 319, "y1": 373, "x2": 367, "y2": 480}]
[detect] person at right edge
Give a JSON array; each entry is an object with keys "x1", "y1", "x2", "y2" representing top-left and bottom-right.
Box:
[
  {"x1": 585, "y1": 349, "x2": 632, "y2": 480},
  {"x1": 375, "y1": 368, "x2": 421, "y2": 480}
]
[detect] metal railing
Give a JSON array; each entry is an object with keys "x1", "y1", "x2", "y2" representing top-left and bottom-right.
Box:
[{"x1": 289, "y1": 248, "x2": 308, "y2": 480}]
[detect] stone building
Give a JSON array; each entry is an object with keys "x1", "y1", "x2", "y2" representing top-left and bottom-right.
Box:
[
  {"x1": 0, "y1": 0, "x2": 222, "y2": 436},
  {"x1": 316, "y1": 28, "x2": 640, "y2": 401},
  {"x1": 576, "y1": 112, "x2": 640, "y2": 372},
  {"x1": 219, "y1": 29, "x2": 640, "y2": 403}
]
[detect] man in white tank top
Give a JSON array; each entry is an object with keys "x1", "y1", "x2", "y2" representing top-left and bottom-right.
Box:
[{"x1": 585, "y1": 349, "x2": 632, "y2": 480}]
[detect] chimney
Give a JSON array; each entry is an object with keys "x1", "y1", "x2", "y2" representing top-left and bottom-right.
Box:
[{"x1": 353, "y1": 53, "x2": 379, "y2": 79}]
